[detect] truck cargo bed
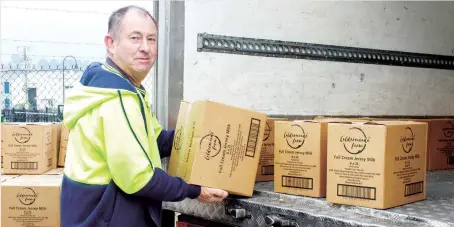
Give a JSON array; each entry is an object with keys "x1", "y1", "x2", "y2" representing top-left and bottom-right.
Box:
[{"x1": 164, "y1": 170, "x2": 454, "y2": 227}]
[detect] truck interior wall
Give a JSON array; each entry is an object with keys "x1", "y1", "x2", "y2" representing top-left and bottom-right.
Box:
[{"x1": 182, "y1": 1, "x2": 454, "y2": 116}]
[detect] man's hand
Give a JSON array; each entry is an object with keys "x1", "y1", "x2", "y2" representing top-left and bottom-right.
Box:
[{"x1": 196, "y1": 187, "x2": 229, "y2": 203}]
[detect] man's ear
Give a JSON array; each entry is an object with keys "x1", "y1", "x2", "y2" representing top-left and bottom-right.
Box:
[{"x1": 104, "y1": 34, "x2": 115, "y2": 55}]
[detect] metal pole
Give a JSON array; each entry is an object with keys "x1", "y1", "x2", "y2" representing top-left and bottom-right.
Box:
[
  {"x1": 62, "y1": 55, "x2": 78, "y2": 104},
  {"x1": 156, "y1": 0, "x2": 170, "y2": 129},
  {"x1": 62, "y1": 60, "x2": 65, "y2": 102}
]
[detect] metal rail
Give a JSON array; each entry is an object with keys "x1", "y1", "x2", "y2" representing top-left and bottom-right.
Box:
[{"x1": 197, "y1": 33, "x2": 454, "y2": 70}]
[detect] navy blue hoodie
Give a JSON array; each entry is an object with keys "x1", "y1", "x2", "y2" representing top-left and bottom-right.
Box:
[{"x1": 60, "y1": 59, "x2": 201, "y2": 227}]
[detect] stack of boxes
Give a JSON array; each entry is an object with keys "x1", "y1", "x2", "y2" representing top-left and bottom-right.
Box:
[
  {"x1": 2, "y1": 100, "x2": 452, "y2": 227},
  {"x1": 270, "y1": 117, "x2": 454, "y2": 209},
  {"x1": 0, "y1": 99, "x2": 270, "y2": 227},
  {"x1": 167, "y1": 101, "x2": 453, "y2": 209},
  {"x1": 1, "y1": 122, "x2": 69, "y2": 227}
]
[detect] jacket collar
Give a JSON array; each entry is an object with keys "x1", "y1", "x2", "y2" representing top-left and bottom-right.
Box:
[{"x1": 105, "y1": 57, "x2": 146, "y2": 90}]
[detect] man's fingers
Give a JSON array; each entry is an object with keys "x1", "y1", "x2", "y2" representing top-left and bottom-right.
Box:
[
  {"x1": 210, "y1": 189, "x2": 228, "y2": 203},
  {"x1": 212, "y1": 189, "x2": 228, "y2": 198},
  {"x1": 202, "y1": 195, "x2": 214, "y2": 203},
  {"x1": 206, "y1": 188, "x2": 228, "y2": 197},
  {"x1": 209, "y1": 195, "x2": 224, "y2": 203},
  {"x1": 197, "y1": 187, "x2": 228, "y2": 203}
]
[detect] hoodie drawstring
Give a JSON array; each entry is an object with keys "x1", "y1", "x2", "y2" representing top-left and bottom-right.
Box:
[{"x1": 117, "y1": 90, "x2": 154, "y2": 170}]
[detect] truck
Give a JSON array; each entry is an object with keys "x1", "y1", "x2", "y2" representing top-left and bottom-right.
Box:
[{"x1": 151, "y1": 1, "x2": 454, "y2": 227}]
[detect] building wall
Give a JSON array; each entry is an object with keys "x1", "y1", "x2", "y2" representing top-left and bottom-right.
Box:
[{"x1": 183, "y1": 1, "x2": 454, "y2": 116}]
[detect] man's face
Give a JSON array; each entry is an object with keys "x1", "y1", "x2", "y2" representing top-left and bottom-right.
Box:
[{"x1": 107, "y1": 9, "x2": 157, "y2": 78}]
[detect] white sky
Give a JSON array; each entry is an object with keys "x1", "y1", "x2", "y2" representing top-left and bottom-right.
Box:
[{"x1": 0, "y1": 0, "x2": 155, "y2": 68}]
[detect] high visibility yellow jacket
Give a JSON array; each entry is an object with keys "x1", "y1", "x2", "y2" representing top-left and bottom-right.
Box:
[{"x1": 60, "y1": 58, "x2": 201, "y2": 227}]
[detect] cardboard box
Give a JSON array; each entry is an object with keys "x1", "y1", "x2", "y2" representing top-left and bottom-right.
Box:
[
  {"x1": 273, "y1": 118, "x2": 358, "y2": 198},
  {"x1": 1, "y1": 174, "x2": 62, "y2": 227},
  {"x1": 58, "y1": 125, "x2": 70, "y2": 167},
  {"x1": 168, "y1": 101, "x2": 191, "y2": 176},
  {"x1": 51, "y1": 123, "x2": 62, "y2": 169},
  {"x1": 425, "y1": 119, "x2": 454, "y2": 170},
  {"x1": 255, "y1": 118, "x2": 287, "y2": 182},
  {"x1": 2, "y1": 123, "x2": 53, "y2": 175},
  {"x1": 0, "y1": 122, "x2": 4, "y2": 168},
  {"x1": 174, "y1": 100, "x2": 267, "y2": 197},
  {"x1": 2, "y1": 123, "x2": 4, "y2": 168},
  {"x1": 274, "y1": 120, "x2": 327, "y2": 198},
  {"x1": 396, "y1": 119, "x2": 454, "y2": 171},
  {"x1": 1, "y1": 122, "x2": 61, "y2": 170},
  {"x1": 362, "y1": 118, "x2": 454, "y2": 171},
  {"x1": 326, "y1": 121, "x2": 428, "y2": 209}
]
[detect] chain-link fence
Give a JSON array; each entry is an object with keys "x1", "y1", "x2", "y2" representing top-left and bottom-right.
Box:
[{"x1": 0, "y1": 63, "x2": 153, "y2": 122}]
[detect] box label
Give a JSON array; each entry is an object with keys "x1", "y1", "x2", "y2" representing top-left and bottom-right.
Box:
[
  {"x1": 435, "y1": 121, "x2": 454, "y2": 165},
  {"x1": 333, "y1": 127, "x2": 378, "y2": 189},
  {"x1": 168, "y1": 101, "x2": 191, "y2": 176},
  {"x1": 7, "y1": 127, "x2": 40, "y2": 169},
  {"x1": 277, "y1": 124, "x2": 311, "y2": 181},
  {"x1": 203, "y1": 118, "x2": 261, "y2": 177},
  {"x1": 328, "y1": 121, "x2": 427, "y2": 209},
  {"x1": 3, "y1": 125, "x2": 52, "y2": 174},
  {"x1": 179, "y1": 101, "x2": 267, "y2": 197},
  {"x1": 329, "y1": 125, "x2": 382, "y2": 202},
  {"x1": 275, "y1": 121, "x2": 326, "y2": 197},
  {"x1": 282, "y1": 175, "x2": 313, "y2": 189},
  {"x1": 246, "y1": 118, "x2": 261, "y2": 157},
  {"x1": 2, "y1": 186, "x2": 60, "y2": 227},
  {"x1": 58, "y1": 126, "x2": 70, "y2": 166},
  {"x1": 256, "y1": 119, "x2": 286, "y2": 181},
  {"x1": 392, "y1": 126, "x2": 425, "y2": 198}
]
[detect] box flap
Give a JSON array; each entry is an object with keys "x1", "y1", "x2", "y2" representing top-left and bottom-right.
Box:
[
  {"x1": 360, "y1": 121, "x2": 427, "y2": 126},
  {"x1": 43, "y1": 168, "x2": 65, "y2": 175},
  {"x1": 3, "y1": 122, "x2": 53, "y2": 126},
  {"x1": 3, "y1": 174, "x2": 62, "y2": 186}
]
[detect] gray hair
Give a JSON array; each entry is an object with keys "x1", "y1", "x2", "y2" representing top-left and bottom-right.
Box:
[{"x1": 108, "y1": 5, "x2": 157, "y2": 40}]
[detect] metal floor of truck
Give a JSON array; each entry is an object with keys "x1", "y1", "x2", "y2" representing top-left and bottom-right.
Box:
[{"x1": 164, "y1": 170, "x2": 454, "y2": 227}]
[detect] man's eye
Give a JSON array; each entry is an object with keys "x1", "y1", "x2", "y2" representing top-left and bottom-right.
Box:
[
  {"x1": 131, "y1": 37, "x2": 140, "y2": 40},
  {"x1": 148, "y1": 38, "x2": 156, "y2": 42}
]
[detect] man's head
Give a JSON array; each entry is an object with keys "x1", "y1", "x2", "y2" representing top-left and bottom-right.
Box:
[{"x1": 105, "y1": 5, "x2": 157, "y2": 85}]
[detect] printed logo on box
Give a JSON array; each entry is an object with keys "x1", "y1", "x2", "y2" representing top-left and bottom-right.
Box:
[
  {"x1": 443, "y1": 122, "x2": 454, "y2": 138},
  {"x1": 401, "y1": 127, "x2": 415, "y2": 153},
  {"x1": 200, "y1": 131, "x2": 222, "y2": 160},
  {"x1": 12, "y1": 127, "x2": 32, "y2": 144},
  {"x1": 284, "y1": 124, "x2": 307, "y2": 149},
  {"x1": 17, "y1": 187, "x2": 38, "y2": 205},
  {"x1": 340, "y1": 127, "x2": 370, "y2": 155},
  {"x1": 173, "y1": 126, "x2": 184, "y2": 151}
]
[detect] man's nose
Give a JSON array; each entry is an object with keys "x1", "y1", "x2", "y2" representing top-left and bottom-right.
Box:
[{"x1": 139, "y1": 39, "x2": 150, "y2": 53}]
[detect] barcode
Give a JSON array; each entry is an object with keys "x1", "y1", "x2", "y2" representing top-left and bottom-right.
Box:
[
  {"x1": 11, "y1": 162, "x2": 38, "y2": 170},
  {"x1": 448, "y1": 156, "x2": 454, "y2": 165},
  {"x1": 405, "y1": 182, "x2": 424, "y2": 196},
  {"x1": 245, "y1": 118, "x2": 261, "y2": 157},
  {"x1": 337, "y1": 184, "x2": 376, "y2": 200},
  {"x1": 261, "y1": 165, "x2": 274, "y2": 175},
  {"x1": 282, "y1": 176, "x2": 313, "y2": 189}
]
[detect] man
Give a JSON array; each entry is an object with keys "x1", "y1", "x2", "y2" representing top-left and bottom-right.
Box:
[{"x1": 60, "y1": 5, "x2": 228, "y2": 227}]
